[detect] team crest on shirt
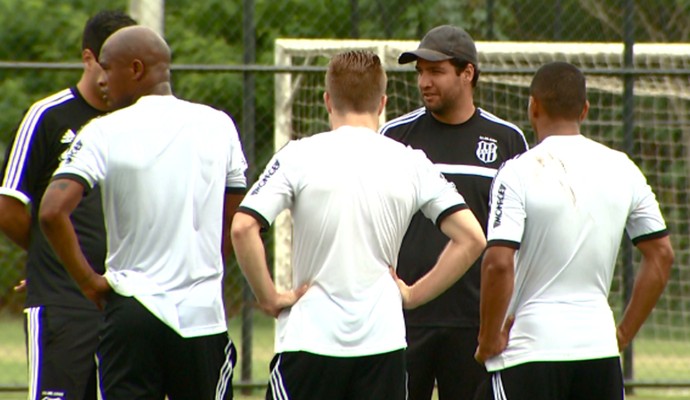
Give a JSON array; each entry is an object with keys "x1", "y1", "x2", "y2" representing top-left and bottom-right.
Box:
[{"x1": 476, "y1": 136, "x2": 498, "y2": 164}]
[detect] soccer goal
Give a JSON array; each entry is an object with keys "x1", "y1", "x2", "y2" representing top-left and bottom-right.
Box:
[{"x1": 273, "y1": 38, "x2": 690, "y2": 385}]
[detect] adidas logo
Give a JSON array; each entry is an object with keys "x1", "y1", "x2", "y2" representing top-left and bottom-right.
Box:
[{"x1": 60, "y1": 129, "x2": 76, "y2": 144}]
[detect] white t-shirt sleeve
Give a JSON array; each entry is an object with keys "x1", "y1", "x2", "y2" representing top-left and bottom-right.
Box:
[
  {"x1": 626, "y1": 161, "x2": 668, "y2": 243},
  {"x1": 225, "y1": 115, "x2": 248, "y2": 189},
  {"x1": 412, "y1": 150, "x2": 467, "y2": 223},
  {"x1": 486, "y1": 161, "x2": 526, "y2": 246},
  {"x1": 53, "y1": 121, "x2": 106, "y2": 189},
  {"x1": 239, "y1": 142, "x2": 296, "y2": 226}
]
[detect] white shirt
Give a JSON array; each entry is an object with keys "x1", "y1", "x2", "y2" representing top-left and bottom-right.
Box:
[
  {"x1": 55, "y1": 95, "x2": 247, "y2": 338},
  {"x1": 240, "y1": 126, "x2": 466, "y2": 356},
  {"x1": 485, "y1": 134, "x2": 667, "y2": 371}
]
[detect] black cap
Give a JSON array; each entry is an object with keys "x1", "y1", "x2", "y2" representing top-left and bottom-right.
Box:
[{"x1": 398, "y1": 25, "x2": 478, "y2": 65}]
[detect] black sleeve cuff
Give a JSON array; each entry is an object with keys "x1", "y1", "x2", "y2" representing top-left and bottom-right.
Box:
[
  {"x1": 486, "y1": 239, "x2": 521, "y2": 250},
  {"x1": 226, "y1": 186, "x2": 247, "y2": 195},
  {"x1": 631, "y1": 229, "x2": 669, "y2": 246},
  {"x1": 435, "y1": 203, "x2": 470, "y2": 228},
  {"x1": 51, "y1": 173, "x2": 90, "y2": 194},
  {"x1": 237, "y1": 206, "x2": 271, "y2": 232}
]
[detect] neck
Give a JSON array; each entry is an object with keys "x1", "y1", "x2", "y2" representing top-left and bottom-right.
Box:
[
  {"x1": 536, "y1": 120, "x2": 581, "y2": 142},
  {"x1": 141, "y1": 81, "x2": 173, "y2": 98},
  {"x1": 330, "y1": 112, "x2": 379, "y2": 131},
  {"x1": 431, "y1": 101, "x2": 475, "y2": 125},
  {"x1": 76, "y1": 74, "x2": 108, "y2": 112}
]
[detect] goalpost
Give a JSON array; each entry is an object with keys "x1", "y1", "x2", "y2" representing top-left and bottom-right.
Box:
[{"x1": 273, "y1": 38, "x2": 690, "y2": 384}]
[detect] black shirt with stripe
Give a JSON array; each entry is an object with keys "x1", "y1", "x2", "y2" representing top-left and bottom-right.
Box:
[
  {"x1": 1, "y1": 87, "x2": 106, "y2": 310},
  {"x1": 381, "y1": 107, "x2": 528, "y2": 327}
]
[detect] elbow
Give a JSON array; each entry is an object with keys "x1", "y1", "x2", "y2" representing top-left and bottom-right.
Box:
[
  {"x1": 639, "y1": 237, "x2": 675, "y2": 286},
  {"x1": 230, "y1": 213, "x2": 257, "y2": 249},
  {"x1": 481, "y1": 259, "x2": 513, "y2": 287},
  {"x1": 471, "y1": 231, "x2": 488, "y2": 263},
  {"x1": 658, "y1": 244, "x2": 675, "y2": 281},
  {"x1": 480, "y1": 247, "x2": 514, "y2": 279},
  {"x1": 38, "y1": 202, "x2": 62, "y2": 235}
]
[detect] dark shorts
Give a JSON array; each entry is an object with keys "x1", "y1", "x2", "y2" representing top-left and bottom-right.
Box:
[
  {"x1": 24, "y1": 305, "x2": 102, "y2": 400},
  {"x1": 474, "y1": 357, "x2": 624, "y2": 400},
  {"x1": 98, "y1": 292, "x2": 236, "y2": 400},
  {"x1": 266, "y1": 349, "x2": 406, "y2": 400},
  {"x1": 406, "y1": 326, "x2": 488, "y2": 400}
]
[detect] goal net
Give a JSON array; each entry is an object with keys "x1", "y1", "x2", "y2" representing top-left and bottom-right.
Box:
[{"x1": 273, "y1": 38, "x2": 690, "y2": 384}]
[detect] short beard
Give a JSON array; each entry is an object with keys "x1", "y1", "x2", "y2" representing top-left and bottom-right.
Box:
[{"x1": 423, "y1": 98, "x2": 452, "y2": 117}]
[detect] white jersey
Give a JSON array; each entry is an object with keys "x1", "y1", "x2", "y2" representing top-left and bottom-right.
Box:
[
  {"x1": 485, "y1": 134, "x2": 668, "y2": 371},
  {"x1": 54, "y1": 95, "x2": 248, "y2": 338},
  {"x1": 240, "y1": 126, "x2": 467, "y2": 357}
]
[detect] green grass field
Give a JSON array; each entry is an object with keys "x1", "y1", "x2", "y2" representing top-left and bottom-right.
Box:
[{"x1": 1, "y1": 313, "x2": 689, "y2": 400}]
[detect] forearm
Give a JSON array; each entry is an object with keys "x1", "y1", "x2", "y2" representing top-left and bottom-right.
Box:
[
  {"x1": 40, "y1": 212, "x2": 98, "y2": 290},
  {"x1": 617, "y1": 250, "x2": 672, "y2": 348},
  {"x1": 0, "y1": 212, "x2": 30, "y2": 250},
  {"x1": 237, "y1": 239, "x2": 278, "y2": 305},
  {"x1": 478, "y1": 257, "x2": 514, "y2": 344},
  {"x1": 39, "y1": 179, "x2": 97, "y2": 292},
  {"x1": 231, "y1": 217, "x2": 278, "y2": 306},
  {"x1": 0, "y1": 197, "x2": 31, "y2": 250},
  {"x1": 407, "y1": 235, "x2": 483, "y2": 308},
  {"x1": 403, "y1": 209, "x2": 485, "y2": 309}
]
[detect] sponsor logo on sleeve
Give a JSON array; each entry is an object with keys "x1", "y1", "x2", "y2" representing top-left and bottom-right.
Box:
[
  {"x1": 250, "y1": 159, "x2": 281, "y2": 195},
  {"x1": 63, "y1": 140, "x2": 83, "y2": 164},
  {"x1": 493, "y1": 183, "x2": 506, "y2": 228}
]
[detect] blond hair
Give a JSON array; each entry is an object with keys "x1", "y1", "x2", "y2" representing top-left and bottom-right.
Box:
[{"x1": 325, "y1": 50, "x2": 387, "y2": 114}]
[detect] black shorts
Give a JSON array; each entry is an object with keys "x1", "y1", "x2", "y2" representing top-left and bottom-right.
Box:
[
  {"x1": 474, "y1": 357, "x2": 624, "y2": 400},
  {"x1": 266, "y1": 349, "x2": 406, "y2": 400},
  {"x1": 406, "y1": 326, "x2": 488, "y2": 400},
  {"x1": 24, "y1": 305, "x2": 102, "y2": 400},
  {"x1": 98, "y1": 293, "x2": 236, "y2": 400}
]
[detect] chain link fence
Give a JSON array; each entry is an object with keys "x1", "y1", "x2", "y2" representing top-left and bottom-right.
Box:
[{"x1": 1, "y1": 0, "x2": 689, "y2": 395}]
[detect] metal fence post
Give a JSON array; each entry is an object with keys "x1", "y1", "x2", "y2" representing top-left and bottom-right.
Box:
[
  {"x1": 241, "y1": 0, "x2": 257, "y2": 393},
  {"x1": 622, "y1": 0, "x2": 635, "y2": 394}
]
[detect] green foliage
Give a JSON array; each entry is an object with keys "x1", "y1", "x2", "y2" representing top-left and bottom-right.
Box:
[
  {"x1": 0, "y1": 0, "x2": 689, "y2": 320},
  {"x1": 0, "y1": 0, "x2": 128, "y2": 61}
]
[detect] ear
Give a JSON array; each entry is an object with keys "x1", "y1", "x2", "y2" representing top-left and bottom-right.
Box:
[
  {"x1": 464, "y1": 63, "x2": 475, "y2": 82},
  {"x1": 82, "y1": 48, "x2": 97, "y2": 67},
  {"x1": 579, "y1": 100, "x2": 590, "y2": 123},
  {"x1": 377, "y1": 95, "x2": 387, "y2": 116},
  {"x1": 132, "y1": 59, "x2": 145, "y2": 80},
  {"x1": 528, "y1": 95, "x2": 539, "y2": 119},
  {"x1": 323, "y1": 91, "x2": 333, "y2": 114}
]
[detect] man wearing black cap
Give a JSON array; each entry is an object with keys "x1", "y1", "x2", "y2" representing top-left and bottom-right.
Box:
[{"x1": 380, "y1": 25, "x2": 528, "y2": 400}]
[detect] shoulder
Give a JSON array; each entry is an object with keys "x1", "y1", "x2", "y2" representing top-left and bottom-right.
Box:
[
  {"x1": 587, "y1": 137, "x2": 640, "y2": 172},
  {"x1": 274, "y1": 136, "x2": 309, "y2": 159},
  {"x1": 180, "y1": 98, "x2": 236, "y2": 126},
  {"x1": 23, "y1": 88, "x2": 77, "y2": 123},
  {"x1": 29, "y1": 88, "x2": 76, "y2": 110},
  {"x1": 379, "y1": 107, "x2": 426, "y2": 136},
  {"x1": 498, "y1": 145, "x2": 539, "y2": 172},
  {"x1": 476, "y1": 108, "x2": 524, "y2": 135}
]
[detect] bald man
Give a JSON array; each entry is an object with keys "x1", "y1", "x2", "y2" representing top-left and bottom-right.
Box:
[{"x1": 39, "y1": 26, "x2": 247, "y2": 400}]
